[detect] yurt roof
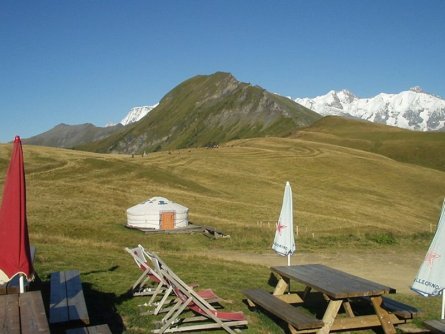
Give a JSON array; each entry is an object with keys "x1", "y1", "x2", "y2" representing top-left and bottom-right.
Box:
[{"x1": 127, "y1": 197, "x2": 188, "y2": 215}]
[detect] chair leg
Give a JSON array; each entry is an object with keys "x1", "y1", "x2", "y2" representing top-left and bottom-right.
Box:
[
  {"x1": 161, "y1": 299, "x2": 183, "y2": 323},
  {"x1": 132, "y1": 269, "x2": 150, "y2": 293},
  {"x1": 158, "y1": 297, "x2": 192, "y2": 333},
  {"x1": 153, "y1": 286, "x2": 173, "y2": 315},
  {"x1": 149, "y1": 283, "x2": 168, "y2": 306}
]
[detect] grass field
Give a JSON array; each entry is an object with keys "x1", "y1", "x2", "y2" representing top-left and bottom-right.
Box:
[{"x1": 1, "y1": 131, "x2": 445, "y2": 333}]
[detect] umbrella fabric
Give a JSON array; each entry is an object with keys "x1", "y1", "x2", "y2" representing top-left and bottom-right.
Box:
[
  {"x1": 272, "y1": 181, "x2": 296, "y2": 256},
  {"x1": 0, "y1": 136, "x2": 33, "y2": 284},
  {"x1": 412, "y1": 199, "x2": 445, "y2": 296}
]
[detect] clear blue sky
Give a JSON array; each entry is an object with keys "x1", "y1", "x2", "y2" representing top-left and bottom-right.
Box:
[{"x1": 1, "y1": 0, "x2": 444, "y2": 143}]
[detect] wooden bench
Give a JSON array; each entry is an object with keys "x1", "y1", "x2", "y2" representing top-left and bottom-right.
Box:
[
  {"x1": 65, "y1": 324, "x2": 112, "y2": 334},
  {"x1": 360, "y1": 296, "x2": 418, "y2": 320},
  {"x1": 381, "y1": 296, "x2": 419, "y2": 320},
  {"x1": 0, "y1": 290, "x2": 50, "y2": 333},
  {"x1": 49, "y1": 270, "x2": 90, "y2": 330},
  {"x1": 243, "y1": 288, "x2": 324, "y2": 331},
  {"x1": 424, "y1": 319, "x2": 445, "y2": 334}
]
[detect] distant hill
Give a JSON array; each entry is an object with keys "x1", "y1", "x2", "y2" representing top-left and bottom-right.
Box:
[
  {"x1": 23, "y1": 123, "x2": 123, "y2": 148},
  {"x1": 79, "y1": 72, "x2": 321, "y2": 153},
  {"x1": 298, "y1": 116, "x2": 445, "y2": 171}
]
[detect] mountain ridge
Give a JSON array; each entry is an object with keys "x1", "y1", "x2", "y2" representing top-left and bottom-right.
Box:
[
  {"x1": 78, "y1": 72, "x2": 321, "y2": 153},
  {"x1": 295, "y1": 88, "x2": 445, "y2": 131},
  {"x1": 22, "y1": 123, "x2": 123, "y2": 148}
]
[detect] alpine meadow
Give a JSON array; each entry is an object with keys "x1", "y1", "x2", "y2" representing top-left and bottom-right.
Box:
[{"x1": 1, "y1": 116, "x2": 445, "y2": 332}]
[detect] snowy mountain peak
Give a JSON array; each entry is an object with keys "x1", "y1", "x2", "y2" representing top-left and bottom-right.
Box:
[
  {"x1": 409, "y1": 86, "x2": 425, "y2": 93},
  {"x1": 295, "y1": 89, "x2": 445, "y2": 131},
  {"x1": 120, "y1": 103, "x2": 159, "y2": 126}
]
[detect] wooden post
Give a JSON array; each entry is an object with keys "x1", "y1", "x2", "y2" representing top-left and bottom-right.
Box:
[
  {"x1": 318, "y1": 300, "x2": 343, "y2": 334},
  {"x1": 273, "y1": 278, "x2": 289, "y2": 295},
  {"x1": 370, "y1": 296, "x2": 396, "y2": 334}
]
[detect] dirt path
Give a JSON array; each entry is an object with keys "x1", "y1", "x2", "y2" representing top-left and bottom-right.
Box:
[{"x1": 210, "y1": 248, "x2": 425, "y2": 294}]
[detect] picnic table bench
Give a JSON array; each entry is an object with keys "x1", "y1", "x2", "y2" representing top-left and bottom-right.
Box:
[
  {"x1": 0, "y1": 290, "x2": 50, "y2": 333},
  {"x1": 359, "y1": 296, "x2": 419, "y2": 320},
  {"x1": 243, "y1": 288, "x2": 324, "y2": 331},
  {"x1": 49, "y1": 270, "x2": 90, "y2": 330}
]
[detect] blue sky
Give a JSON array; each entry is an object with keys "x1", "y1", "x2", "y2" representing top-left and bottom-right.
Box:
[{"x1": 1, "y1": 0, "x2": 444, "y2": 143}]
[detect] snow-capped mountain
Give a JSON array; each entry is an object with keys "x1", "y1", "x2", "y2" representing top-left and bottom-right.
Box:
[
  {"x1": 295, "y1": 87, "x2": 445, "y2": 131},
  {"x1": 120, "y1": 103, "x2": 159, "y2": 126}
]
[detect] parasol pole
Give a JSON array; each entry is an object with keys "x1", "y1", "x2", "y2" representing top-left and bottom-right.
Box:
[
  {"x1": 442, "y1": 291, "x2": 445, "y2": 319},
  {"x1": 19, "y1": 275, "x2": 24, "y2": 293}
]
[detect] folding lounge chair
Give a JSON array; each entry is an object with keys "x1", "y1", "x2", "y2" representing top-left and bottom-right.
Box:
[
  {"x1": 153, "y1": 266, "x2": 247, "y2": 334},
  {"x1": 127, "y1": 245, "x2": 222, "y2": 316},
  {"x1": 125, "y1": 246, "x2": 168, "y2": 300}
]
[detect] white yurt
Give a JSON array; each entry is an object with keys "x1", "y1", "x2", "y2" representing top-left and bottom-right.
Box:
[{"x1": 126, "y1": 197, "x2": 189, "y2": 230}]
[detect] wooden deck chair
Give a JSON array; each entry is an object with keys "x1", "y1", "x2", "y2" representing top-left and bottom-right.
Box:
[
  {"x1": 137, "y1": 246, "x2": 223, "y2": 316},
  {"x1": 125, "y1": 245, "x2": 168, "y2": 302},
  {"x1": 153, "y1": 267, "x2": 247, "y2": 334}
]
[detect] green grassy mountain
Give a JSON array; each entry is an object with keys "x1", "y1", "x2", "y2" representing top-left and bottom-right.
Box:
[
  {"x1": 298, "y1": 116, "x2": 445, "y2": 171},
  {"x1": 79, "y1": 72, "x2": 321, "y2": 153}
]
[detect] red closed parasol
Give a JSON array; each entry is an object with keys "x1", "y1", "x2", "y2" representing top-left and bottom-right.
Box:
[{"x1": 0, "y1": 136, "x2": 33, "y2": 288}]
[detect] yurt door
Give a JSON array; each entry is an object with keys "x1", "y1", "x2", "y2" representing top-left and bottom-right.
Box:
[{"x1": 160, "y1": 211, "x2": 175, "y2": 230}]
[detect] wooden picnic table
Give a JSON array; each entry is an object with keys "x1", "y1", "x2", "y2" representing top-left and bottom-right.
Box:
[
  {"x1": 270, "y1": 264, "x2": 405, "y2": 334},
  {"x1": 0, "y1": 290, "x2": 50, "y2": 334}
]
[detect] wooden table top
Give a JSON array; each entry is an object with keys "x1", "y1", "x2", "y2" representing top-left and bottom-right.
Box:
[
  {"x1": 0, "y1": 290, "x2": 49, "y2": 334},
  {"x1": 271, "y1": 264, "x2": 396, "y2": 299}
]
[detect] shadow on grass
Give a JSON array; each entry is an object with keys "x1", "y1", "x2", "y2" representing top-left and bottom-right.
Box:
[
  {"x1": 82, "y1": 282, "x2": 127, "y2": 333},
  {"x1": 34, "y1": 266, "x2": 129, "y2": 334}
]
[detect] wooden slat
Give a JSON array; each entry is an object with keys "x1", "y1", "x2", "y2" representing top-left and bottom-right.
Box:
[
  {"x1": 243, "y1": 289, "x2": 323, "y2": 331},
  {"x1": 50, "y1": 271, "x2": 69, "y2": 324},
  {"x1": 65, "y1": 270, "x2": 89, "y2": 325},
  {"x1": 0, "y1": 293, "x2": 20, "y2": 334},
  {"x1": 424, "y1": 319, "x2": 445, "y2": 334},
  {"x1": 19, "y1": 290, "x2": 50, "y2": 334}
]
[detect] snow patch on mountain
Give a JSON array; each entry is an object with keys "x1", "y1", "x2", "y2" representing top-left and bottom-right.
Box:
[
  {"x1": 120, "y1": 103, "x2": 159, "y2": 126},
  {"x1": 295, "y1": 88, "x2": 445, "y2": 131}
]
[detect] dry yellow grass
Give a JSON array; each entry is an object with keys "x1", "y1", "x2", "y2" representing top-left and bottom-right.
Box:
[{"x1": 1, "y1": 137, "x2": 444, "y2": 333}]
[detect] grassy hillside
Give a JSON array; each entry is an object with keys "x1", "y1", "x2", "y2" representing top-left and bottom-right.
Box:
[
  {"x1": 80, "y1": 72, "x2": 321, "y2": 154},
  {"x1": 298, "y1": 116, "x2": 445, "y2": 171},
  {"x1": 1, "y1": 139, "x2": 444, "y2": 332}
]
